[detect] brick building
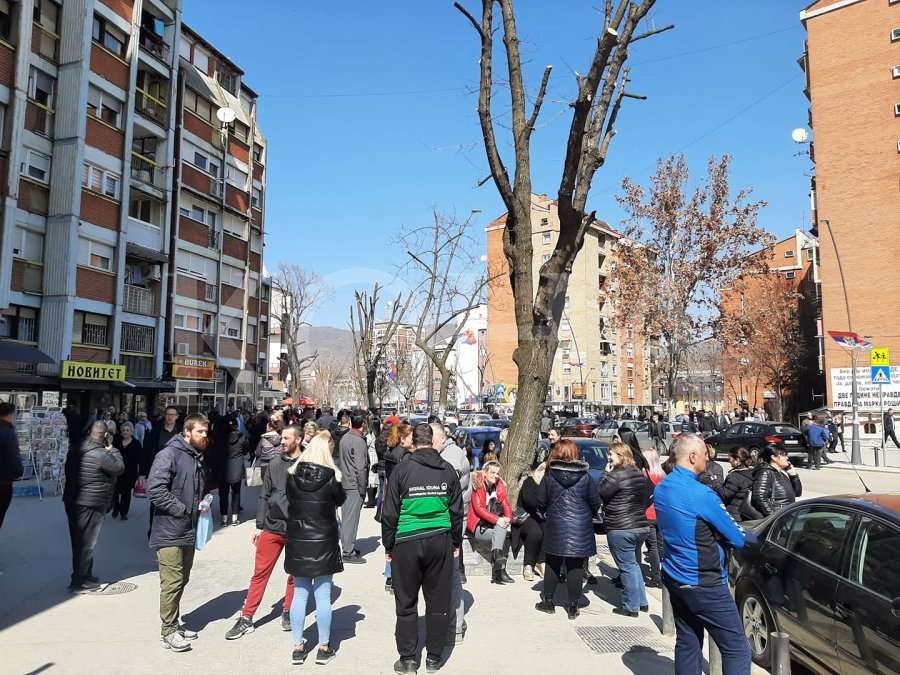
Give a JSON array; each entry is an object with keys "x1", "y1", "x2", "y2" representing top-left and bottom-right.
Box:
[
  {"x1": 486, "y1": 195, "x2": 652, "y2": 413},
  {"x1": 0, "y1": 0, "x2": 269, "y2": 416},
  {"x1": 800, "y1": 0, "x2": 900, "y2": 407}
]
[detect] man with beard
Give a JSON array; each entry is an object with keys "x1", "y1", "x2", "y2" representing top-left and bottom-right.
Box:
[{"x1": 147, "y1": 414, "x2": 210, "y2": 652}]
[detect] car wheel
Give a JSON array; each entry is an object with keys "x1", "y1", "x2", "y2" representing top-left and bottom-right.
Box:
[{"x1": 740, "y1": 589, "x2": 775, "y2": 666}]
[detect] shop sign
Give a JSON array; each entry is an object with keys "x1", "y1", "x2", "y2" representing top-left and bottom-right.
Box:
[
  {"x1": 172, "y1": 356, "x2": 216, "y2": 380},
  {"x1": 61, "y1": 360, "x2": 126, "y2": 382}
]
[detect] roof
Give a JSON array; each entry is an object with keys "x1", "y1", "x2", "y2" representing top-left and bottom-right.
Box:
[
  {"x1": 807, "y1": 494, "x2": 900, "y2": 520},
  {"x1": 181, "y1": 24, "x2": 245, "y2": 76}
]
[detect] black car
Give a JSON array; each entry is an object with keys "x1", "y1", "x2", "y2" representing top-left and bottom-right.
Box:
[
  {"x1": 729, "y1": 494, "x2": 900, "y2": 672},
  {"x1": 705, "y1": 421, "x2": 808, "y2": 462}
]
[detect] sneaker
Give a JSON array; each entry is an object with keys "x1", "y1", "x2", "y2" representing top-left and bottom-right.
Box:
[
  {"x1": 281, "y1": 612, "x2": 291, "y2": 631},
  {"x1": 612, "y1": 607, "x2": 639, "y2": 618},
  {"x1": 384, "y1": 577, "x2": 393, "y2": 593},
  {"x1": 225, "y1": 616, "x2": 255, "y2": 640},
  {"x1": 342, "y1": 551, "x2": 366, "y2": 564},
  {"x1": 533, "y1": 563, "x2": 543, "y2": 577},
  {"x1": 161, "y1": 632, "x2": 192, "y2": 652},
  {"x1": 231, "y1": 515, "x2": 239, "y2": 526},
  {"x1": 523, "y1": 565, "x2": 535, "y2": 582},
  {"x1": 178, "y1": 624, "x2": 198, "y2": 640},
  {"x1": 292, "y1": 643, "x2": 309, "y2": 665},
  {"x1": 70, "y1": 579, "x2": 101, "y2": 593},
  {"x1": 639, "y1": 605, "x2": 649, "y2": 613},
  {"x1": 425, "y1": 654, "x2": 443, "y2": 672},
  {"x1": 394, "y1": 657, "x2": 418, "y2": 674},
  {"x1": 221, "y1": 516, "x2": 229, "y2": 527},
  {"x1": 315, "y1": 644, "x2": 336, "y2": 665},
  {"x1": 85, "y1": 575, "x2": 100, "y2": 584},
  {"x1": 459, "y1": 569, "x2": 467, "y2": 584}
]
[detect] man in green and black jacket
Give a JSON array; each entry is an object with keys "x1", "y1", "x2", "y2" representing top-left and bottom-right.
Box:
[{"x1": 381, "y1": 423, "x2": 463, "y2": 674}]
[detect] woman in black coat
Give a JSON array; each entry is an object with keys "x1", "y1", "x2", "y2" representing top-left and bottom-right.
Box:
[
  {"x1": 716, "y1": 446, "x2": 762, "y2": 522},
  {"x1": 512, "y1": 462, "x2": 546, "y2": 582},
  {"x1": 751, "y1": 445, "x2": 802, "y2": 517},
  {"x1": 219, "y1": 418, "x2": 247, "y2": 527},
  {"x1": 284, "y1": 431, "x2": 345, "y2": 665},
  {"x1": 112, "y1": 421, "x2": 141, "y2": 519},
  {"x1": 536, "y1": 439, "x2": 602, "y2": 619}
]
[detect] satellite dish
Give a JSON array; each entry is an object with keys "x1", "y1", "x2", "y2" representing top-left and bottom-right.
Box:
[
  {"x1": 791, "y1": 128, "x2": 809, "y2": 144},
  {"x1": 216, "y1": 107, "x2": 237, "y2": 124}
]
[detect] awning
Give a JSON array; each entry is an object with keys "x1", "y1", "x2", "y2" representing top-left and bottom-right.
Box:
[
  {"x1": 0, "y1": 341, "x2": 54, "y2": 365},
  {"x1": 113, "y1": 379, "x2": 177, "y2": 391},
  {"x1": 126, "y1": 242, "x2": 169, "y2": 264}
]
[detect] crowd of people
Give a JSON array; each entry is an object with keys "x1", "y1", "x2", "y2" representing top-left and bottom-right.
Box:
[{"x1": 0, "y1": 398, "x2": 825, "y2": 673}]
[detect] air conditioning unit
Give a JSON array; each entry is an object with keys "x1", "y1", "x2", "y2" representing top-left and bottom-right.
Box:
[
  {"x1": 147, "y1": 265, "x2": 162, "y2": 281},
  {"x1": 176, "y1": 342, "x2": 189, "y2": 355},
  {"x1": 893, "y1": 65, "x2": 900, "y2": 79}
]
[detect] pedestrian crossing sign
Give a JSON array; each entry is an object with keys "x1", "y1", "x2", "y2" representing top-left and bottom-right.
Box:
[{"x1": 871, "y1": 366, "x2": 891, "y2": 385}]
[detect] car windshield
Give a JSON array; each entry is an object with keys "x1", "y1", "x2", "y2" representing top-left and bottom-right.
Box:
[
  {"x1": 770, "y1": 424, "x2": 801, "y2": 435},
  {"x1": 579, "y1": 444, "x2": 608, "y2": 469},
  {"x1": 567, "y1": 418, "x2": 594, "y2": 425}
]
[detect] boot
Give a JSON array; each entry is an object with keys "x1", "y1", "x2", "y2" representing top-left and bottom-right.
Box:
[
  {"x1": 498, "y1": 556, "x2": 515, "y2": 584},
  {"x1": 490, "y1": 551, "x2": 506, "y2": 585},
  {"x1": 566, "y1": 603, "x2": 579, "y2": 620},
  {"x1": 535, "y1": 598, "x2": 555, "y2": 614}
]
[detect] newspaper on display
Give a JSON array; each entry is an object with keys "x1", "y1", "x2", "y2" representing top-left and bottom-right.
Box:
[{"x1": 15, "y1": 406, "x2": 69, "y2": 498}]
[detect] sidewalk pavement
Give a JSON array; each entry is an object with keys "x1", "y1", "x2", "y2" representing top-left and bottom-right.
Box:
[{"x1": 0, "y1": 490, "x2": 761, "y2": 675}]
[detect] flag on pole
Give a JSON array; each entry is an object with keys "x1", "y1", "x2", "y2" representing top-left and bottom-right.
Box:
[{"x1": 827, "y1": 331, "x2": 872, "y2": 351}]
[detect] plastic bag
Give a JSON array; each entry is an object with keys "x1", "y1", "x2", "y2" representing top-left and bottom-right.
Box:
[
  {"x1": 195, "y1": 495, "x2": 214, "y2": 551},
  {"x1": 133, "y1": 477, "x2": 146, "y2": 498}
]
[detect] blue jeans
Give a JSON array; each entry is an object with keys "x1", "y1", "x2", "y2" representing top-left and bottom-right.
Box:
[
  {"x1": 290, "y1": 575, "x2": 333, "y2": 647},
  {"x1": 664, "y1": 576, "x2": 751, "y2": 675},
  {"x1": 607, "y1": 528, "x2": 649, "y2": 612}
]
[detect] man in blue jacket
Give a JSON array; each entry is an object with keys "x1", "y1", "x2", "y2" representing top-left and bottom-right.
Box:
[
  {"x1": 804, "y1": 417, "x2": 830, "y2": 470},
  {"x1": 655, "y1": 434, "x2": 755, "y2": 675}
]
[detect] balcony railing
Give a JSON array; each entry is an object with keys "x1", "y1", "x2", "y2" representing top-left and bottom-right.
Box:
[
  {"x1": 122, "y1": 354, "x2": 154, "y2": 379},
  {"x1": 207, "y1": 229, "x2": 220, "y2": 250},
  {"x1": 210, "y1": 176, "x2": 223, "y2": 198},
  {"x1": 122, "y1": 322, "x2": 155, "y2": 354},
  {"x1": 135, "y1": 87, "x2": 168, "y2": 126},
  {"x1": 123, "y1": 284, "x2": 157, "y2": 315},
  {"x1": 131, "y1": 151, "x2": 165, "y2": 189},
  {"x1": 205, "y1": 283, "x2": 217, "y2": 302},
  {"x1": 25, "y1": 100, "x2": 54, "y2": 138},
  {"x1": 139, "y1": 27, "x2": 170, "y2": 63},
  {"x1": 81, "y1": 323, "x2": 108, "y2": 347},
  {"x1": 32, "y1": 23, "x2": 59, "y2": 62}
]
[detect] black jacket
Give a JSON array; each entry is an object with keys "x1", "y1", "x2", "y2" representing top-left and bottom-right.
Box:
[
  {"x1": 65, "y1": 437, "x2": 124, "y2": 510},
  {"x1": 381, "y1": 447, "x2": 463, "y2": 553},
  {"x1": 256, "y1": 451, "x2": 295, "y2": 535},
  {"x1": 147, "y1": 435, "x2": 208, "y2": 550},
  {"x1": 715, "y1": 466, "x2": 762, "y2": 521},
  {"x1": 884, "y1": 412, "x2": 895, "y2": 434},
  {"x1": 383, "y1": 444, "x2": 407, "y2": 482},
  {"x1": 113, "y1": 436, "x2": 142, "y2": 484},
  {"x1": 223, "y1": 430, "x2": 248, "y2": 484},
  {"x1": 598, "y1": 466, "x2": 651, "y2": 531},
  {"x1": 284, "y1": 462, "x2": 345, "y2": 578},
  {"x1": 618, "y1": 427, "x2": 648, "y2": 471},
  {"x1": 0, "y1": 419, "x2": 23, "y2": 482},
  {"x1": 699, "y1": 461, "x2": 724, "y2": 491},
  {"x1": 147, "y1": 423, "x2": 179, "y2": 465},
  {"x1": 699, "y1": 415, "x2": 717, "y2": 433},
  {"x1": 538, "y1": 460, "x2": 601, "y2": 558},
  {"x1": 751, "y1": 466, "x2": 802, "y2": 517}
]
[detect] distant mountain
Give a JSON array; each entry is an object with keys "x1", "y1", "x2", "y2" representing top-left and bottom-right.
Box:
[{"x1": 299, "y1": 326, "x2": 355, "y2": 362}]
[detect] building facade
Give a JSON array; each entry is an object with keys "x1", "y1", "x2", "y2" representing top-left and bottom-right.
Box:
[
  {"x1": 486, "y1": 195, "x2": 652, "y2": 413},
  {"x1": 0, "y1": 0, "x2": 269, "y2": 416},
  {"x1": 800, "y1": 0, "x2": 900, "y2": 408}
]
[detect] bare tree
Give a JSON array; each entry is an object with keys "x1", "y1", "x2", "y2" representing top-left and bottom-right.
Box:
[
  {"x1": 271, "y1": 264, "x2": 328, "y2": 402},
  {"x1": 455, "y1": 0, "x2": 672, "y2": 498},
  {"x1": 349, "y1": 283, "x2": 413, "y2": 410},
  {"x1": 391, "y1": 336, "x2": 428, "y2": 410},
  {"x1": 402, "y1": 211, "x2": 492, "y2": 414},
  {"x1": 310, "y1": 354, "x2": 349, "y2": 407},
  {"x1": 613, "y1": 154, "x2": 770, "y2": 420}
]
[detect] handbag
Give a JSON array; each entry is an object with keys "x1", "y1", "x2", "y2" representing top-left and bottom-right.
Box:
[
  {"x1": 245, "y1": 458, "x2": 262, "y2": 487},
  {"x1": 133, "y1": 476, "x2": 146, "y2": 498}
]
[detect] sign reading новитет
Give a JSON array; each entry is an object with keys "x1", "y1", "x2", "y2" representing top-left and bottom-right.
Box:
[
  {"x1": 61, "y1": 361, "x2": 126, "y2": 382},
  {"x1": 830, "y1": 367, "x2": 900, "y2": 409}
]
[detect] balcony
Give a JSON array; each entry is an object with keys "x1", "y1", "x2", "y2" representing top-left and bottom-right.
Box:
[
  {"x1": 32, "y1": 23, "x2": 59, "y2": 62},
  {"x1": 211, "y1": 176, "x2": 223, "y2": 199},
  {"x1": 25, "y1": 100, "x2": 54, "y2": 138},
  {"x1": 131, "y1": 151, "x2": 165, "y2": 190},
  {"x1": 123, "y1": 284, "x2": 158, "y2": 316},
  {"x1": 135, "y1": 87, "x2": 168, "y2": 127},
  {"x1": 139, "y1": 26, "x2": 169, "y2": 63},
  {"x1": 122, "y1": 354, "x2": 154, "y2": 379}
]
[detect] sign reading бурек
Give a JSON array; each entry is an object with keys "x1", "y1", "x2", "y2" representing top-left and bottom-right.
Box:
[{"x1": 830, "y1": 367, "x2": 900, "y2": 409}]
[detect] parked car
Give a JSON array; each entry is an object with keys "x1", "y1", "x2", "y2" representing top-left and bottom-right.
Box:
[
  {"x1": 591, "y1": 419, "x2": 681, "y2": 451},
  {"x1": 473, "y1": 418, "x2": 509, "y2": 429},
  {"x1": 535, "y1": 437, "x2": 609, "y2": 530},
  {"x1": 729, "y1": 494, "x2": 900, "y2": 672},
  {"x1": 705, "y1": 421, "x2": 807, "y2": 462},
  {"x1": 462, "y1": 413, "x2": 494, "y2": 426},
  {"x1": 455, "y1": 426, "x2": 503, "y2": 459},
  {"x1": 560, "y1": 417, "x2": 601, "y2": 438}
]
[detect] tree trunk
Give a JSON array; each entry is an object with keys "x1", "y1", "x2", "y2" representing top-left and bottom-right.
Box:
[
  {"x1": 437, "y1": 364, "x2": 451, "y2": 415},
  {"x1": 366, "y1": 369, "x2": 377, "y2": 410}
]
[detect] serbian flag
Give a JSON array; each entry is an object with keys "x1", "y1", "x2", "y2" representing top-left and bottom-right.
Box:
[{"x1": 827, "y1": 331, "x2": 872, "y2": 350}]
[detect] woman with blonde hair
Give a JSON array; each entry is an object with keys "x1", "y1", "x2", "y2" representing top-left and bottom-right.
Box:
[
  {"x1": 284, "y1": 431, "x2": 345, "y2": 665},
  {"x1": 301, "y1": 421, "x2": 318, "y2": 450}
]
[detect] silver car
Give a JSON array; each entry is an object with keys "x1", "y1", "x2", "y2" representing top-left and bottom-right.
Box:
[{"x1": 592, "y1": 419, "x2": 680, "y2": 452}]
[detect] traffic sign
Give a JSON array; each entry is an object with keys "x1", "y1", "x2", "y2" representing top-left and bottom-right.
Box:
[
  {"x1": 871, "y1": 347, "x2": 891, "y2": 367},
  {"x1": 871, "y1": 366, "x2": 891, "y2": 385}
]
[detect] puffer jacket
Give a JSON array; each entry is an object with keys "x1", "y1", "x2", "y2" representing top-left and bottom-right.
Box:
[
  {"x1": 255, "y1": 431, "x2": 281, "y2": 467},
  {"x1": 284, "y1": 462, "x2": 345, "y2": 578},
  {"x1": 466, "y1": 472, "x2": 512, "y2": 534},
  {"x1": 598, "y1": 466, "x2": 651, "y2": 531},
  {"x1": 256, "y1": 451, "x2": 295, "y2": 535},
  {"x1": 716, "y1": 466, "x2": 762, "y2": 521},
  {"x1": 66, "y1": 437, "x2": 124, "y2": 510},
  {"x1": 751, "y1": 465, "x2": 802, "y2": 517},
  {"x1": 147, "y1": 435, "x2": 208, "y2": 550},
  {"x1": 384, "y1": 444, "x2": 407, "y2": 482},
  {"x1": 538, "y1": 459, "x2": 601, "y2": 558}
]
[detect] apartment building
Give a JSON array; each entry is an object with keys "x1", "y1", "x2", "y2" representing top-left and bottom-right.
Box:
[
  {"x1": 0, "y1": 0, "x2": 269, "y2": 416},
  {"x1": 800, "y1": 0, "x2": 900, "y2": 407},
  {"x1": 486, "y1": 195, "x2": 652, "y2": 413}
]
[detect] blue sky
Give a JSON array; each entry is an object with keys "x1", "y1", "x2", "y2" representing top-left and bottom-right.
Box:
[{"x1": 184, "y1": 1, "x2": 813, "y2": 327}]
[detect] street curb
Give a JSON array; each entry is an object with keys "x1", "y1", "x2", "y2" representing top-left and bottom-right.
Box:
[{"x1": 823, "y1": 462, "x2": 900, "y2": 475}]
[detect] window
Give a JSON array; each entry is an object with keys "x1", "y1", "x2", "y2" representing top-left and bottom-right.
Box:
[
  {"x1": 33, "y1": 1, "x2": 59, "y2": 33},
  {"x1": 247, "y1": 323, "x2": 257, "y2": 344},
  {"x1": 92, "y1": 15, "x2": 126, "y2": 58},
  {"x1": 627, "y1": 383, "x2": 634, "y2": 399},
  {"x1": 850, "y1": 518, "x2": 900, "y2": 600},
  {"x1": 82, "y1": 163, "x2": 120, "y2": 199},
  {"x1": 178, "y1": 37, "x2": 191, "y2": 61},
  {"x1": 893, "y1": 65, "x2": 900, "y2": 80},
  {"x1": 562, "y1": 364, "x2": 572, "y2": 374},
  {"x1": 221, "y1": 263, "x2": 244, "y2": 288},
  {"x1": 86, "y1": 85, "x2": 122, "y2": 128},
  {"x1": 191, "y1": 150, "x2": 219, "y2": 177},
  {"x1": 12, "y1": 226, "x2": 44, "y2": 262},
  {"x1": 542, "y1": 232, "x2": 551, "y2": 245},
  {"x1": 250, "y1": 232, "x2": 262, "y2": 253},
  {"x1": 192, "y1": 45, "x2": 209, "y2": 72},
  {"x1": 784, "y1": 249, "x2": 794, "y2": 258},
  {"x1": 174, "y1": 308, "x2": 213, "y2": 333},
  {"x1": 121, "y1": 322, "x2": 154, "y2": 353},
  {"x1": 73, "y1": 311, "x2": 109, "y2": 346},
  {"x1": 0, "y1": 306, "x2": 38, "y2": 342},
  {"x1": 627, "y1": 366, "x2": 634, "y2": 380},
  {"x1": 226, "y1": 165, "x2": 248, "y2": 188},
  {"x1": 24, "y1": 150, "x2": 51, "y2": 183},
  {"x1": 230, "y1": 120, "x2": 249, "y2": 142},
  {"x1": 183, "y1": 88, "x2": 212, "y2": 122},
  {"x1": 176, "y1": 251, "x2": 216, "y2": 280},
  {"x1": 223, "y1": 217, "x2": 246, "y2": 239},
  {"x1": 217, "y1": 70, "x2": 237, "y2": 95},
  {"x1": 253, "y1": 145, "x2": 263, "y2": 163},
  {"x1": 220, "y1": 316, "x2": 241, "y2": 339},
  {"x1": 806, "y1": 248, "x2": 814, "y2": 262},
  {"x1": 785, "y1": 271, "x2": 796, "y2": 280},
  {"x1": 893, "y1": 27, "x2": 900, "y2": 42},
  {"x1": 251, "y1": 186, "x2": 261, "y2": 209},
  {"x1": 785, "y1": 508, "x2": 854, "y2": 573},
  {"x1": 542, "y1": 253, "x2": 551, "y2": 263},
  {"x1": 28, "y1": 67, "x2": 55, "y2": 108},
  {"x1": 895, "y1": 103, "x2": 900, "y2": 117},
  {"x1": 261, "y1": 283, "x2": 270, "y2": 302},
  {"x1": 78, "y1": 238, "x2": 115, "y2": 272},
  {"x1": 0, "y1": 0, "x2": 11, "y2": 41}
]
